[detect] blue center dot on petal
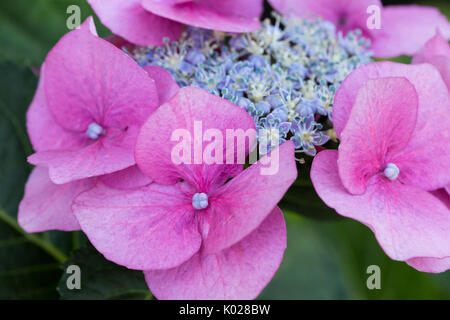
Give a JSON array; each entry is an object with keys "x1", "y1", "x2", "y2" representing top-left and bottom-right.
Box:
[
  {"x1": 383, "y1": 163, "x2": 400, "y2": 181},
  {"x1": 86, "y1": 122, "x2": 104, "y2": 140},
  {"x1": 192, "y1": 193, "x2": 209, "y2": 210}
]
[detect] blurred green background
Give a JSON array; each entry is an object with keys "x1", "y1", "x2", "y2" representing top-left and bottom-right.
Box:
[{"x1": 0, "y1": 0, "x2": 449, "y2": 299}]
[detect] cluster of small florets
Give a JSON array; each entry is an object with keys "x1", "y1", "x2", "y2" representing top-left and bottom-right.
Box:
[{"x1": 131, "y1": 15, "x2": 372, "y2": 156}]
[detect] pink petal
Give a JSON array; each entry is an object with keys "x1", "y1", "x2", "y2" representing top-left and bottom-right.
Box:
[
  {"x1": 88, "y1": 0, "x2": 184, "y2": 46},
  {"x1": 412, "y1": 31, "x2": 450, "y2": 64},
  {"x1": 407, "y1": 257, "x2": 450, "y2": 273},
  {"x1": 18, "y1": 167, "x2": 95, "y2": 232},
  {"x1": 334, "y1": 62, "x2": 412, "y2": 137},
  {"x1": 333, "y1": 62, "x2": 450, "y2": 191},
  {"x1": 141, "y1": 0, "x2": 261, "y2": 33},
  {"x1": 27, "y1": 17, "x2": 97, "y2": 152},
  {"x1": 44, "y1": 26, "x2": 159, "y2": 132},
  {"x1": 100, "y1": 165, "x2": 152, "y2": 190},
  {"x1": 338, "y1": 77, "x2": 418, "y2": 195},
  {"x1": 311, "y1": 150, "x2": 450, "y2": 262},
  {"x1": 73, "y1": 182, "x2": 201, "y2": 270},
  {"x1": 144, "y1": 66, "x2": 180, "y2": 104},
  {"x1": 370, "y1": 5, "x2": 450, "y2": 58},
  {"x1": 203, "y1": 142, "x2": 297, "y2": 253},
  {"x1": 430, "y1": 188, "x2": 450, "y2": 210},
  {"x1": 391, "y1": 113, "x2": 450, "y2": 191},
  {"x1": 135, "y1": 86, "x2": 256, "y2": 188},
  {"x1": 26, "y1": 64, "x2": 86, "y2": 152},
  {"x1": 145, "y1": 207, "x2": 286, "y2": 300},
  {"x1": 268, "y1": 0, "x2": 381, "y2": 38},
  {"x1": 424, "y1": 56, "x2": 450, "y2": 90},
  {"x1": 28, "y1": 126, "x2": 141, "y2": 184},
  {"x1": 198, "y1": 0, "x2": 263, "y2": 20},
  {"x1": 80, "y1": 16, "x2": 99, "y2": 36}
]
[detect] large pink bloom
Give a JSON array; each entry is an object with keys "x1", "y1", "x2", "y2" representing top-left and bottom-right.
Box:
[
  {"x1": 19, "y1": 18, "x2": 178, "y2": 232},
  {"x1": 73, "y1": 87, "x2": 297, "y2": 299},
  {"x1": 27, "y1": 18, "x2": 160, "y2": 184},
  {"x1": 311, "y1": 62, "x2": 450, "y2": 273},
  {"x1": 268, "y1": 0, "x2": 450, "y2": 58},
  {"x1": 88, "y1": 0, "x2": 263, "y2": 46}
]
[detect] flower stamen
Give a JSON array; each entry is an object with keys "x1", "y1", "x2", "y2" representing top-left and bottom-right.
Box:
[
  {"x1": 383, "y1": 163, "x2": 400, "y2": 181},
  {"x1": 86, "y1": 123, "x2": 104, "y2": 139},
  {"x1": 192, "y1": 193, "x2": 209, "y2": 210}
]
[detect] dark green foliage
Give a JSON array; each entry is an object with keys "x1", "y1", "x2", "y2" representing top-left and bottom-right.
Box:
[{"x1": 58, "y1": 245, "x2": 151, "y2": 300}]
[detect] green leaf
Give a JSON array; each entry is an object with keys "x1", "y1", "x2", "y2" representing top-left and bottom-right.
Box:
[
  {"x1": 0, "y1": 61, "x2": 69, "y2": 299},
  {"x1": 322, "y1": 220, "x2": 450, "y2": 299},
  {"x1": 58, "y1": 245, "x2": 152, "y2": 300},
  {"x1": 374, "y1": 56, "x2": 412, "y2": 64},
  {"x1": 0, "y1": 0, "x2": 111, "y2": 66},
  {"x1": 259, "y1": 213, "x2": 349, "y2": 299},
  {"x1": 0, "y1": 62, "x2": 34, "y2": 214}
]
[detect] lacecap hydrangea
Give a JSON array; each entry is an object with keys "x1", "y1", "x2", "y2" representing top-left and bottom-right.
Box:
[{"x1": 130, "y1": 14, "x2": 373, "y2": 157}]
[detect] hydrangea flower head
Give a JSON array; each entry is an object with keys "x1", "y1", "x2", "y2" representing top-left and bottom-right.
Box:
[
  {"x1": 132, "y1": 15, "x2": 372, "y2": 157},
  {"x1": 73, "y1": 87, "x2": 298, "y2": 299},
  {"x1": 88, "y1": 0, "x2": 263, "y2": 46},
  {"x1": 311, "y1": 62, "x2": 450, "y2": 273},
  {"x1": 269, "y1": 0, "x2": 450, "y2": 58}
]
